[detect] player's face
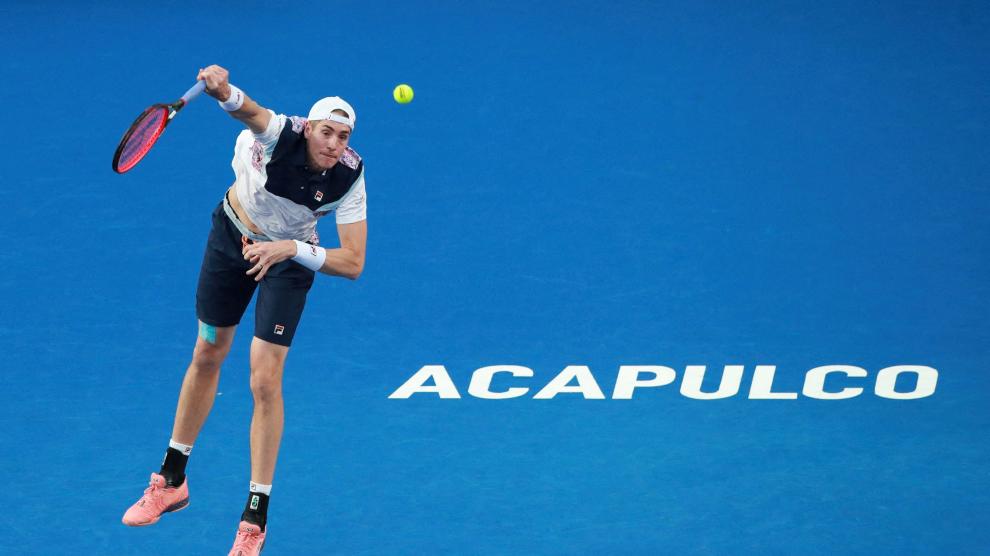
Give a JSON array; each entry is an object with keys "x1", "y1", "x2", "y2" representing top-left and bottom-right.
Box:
[{"x1": 305, "y1": 119, "x2": 351, "y2": 171}]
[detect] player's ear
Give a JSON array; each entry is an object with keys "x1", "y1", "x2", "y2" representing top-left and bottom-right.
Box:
[{"x1": 303, "y1": 121, "x2": 312, "y2": 138}]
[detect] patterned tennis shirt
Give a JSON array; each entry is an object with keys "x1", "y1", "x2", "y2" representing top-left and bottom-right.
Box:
[{"x1": 229, "y1": 109, "x2": 366, "y2": 244}]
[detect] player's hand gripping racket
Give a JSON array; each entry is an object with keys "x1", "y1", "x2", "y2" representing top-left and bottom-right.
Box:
[{"x1": 112, "y1": 81, "x2": 206, "y2": 173}]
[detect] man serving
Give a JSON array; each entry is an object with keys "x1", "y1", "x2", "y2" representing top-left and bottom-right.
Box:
[{"x1": 122, "y1": 64, "x2": 367, "y2": 556}]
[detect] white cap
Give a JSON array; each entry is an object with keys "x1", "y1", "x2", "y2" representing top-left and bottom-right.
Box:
[{"x1": 307, "y1": 96, "x2": 356, "y2": 130}]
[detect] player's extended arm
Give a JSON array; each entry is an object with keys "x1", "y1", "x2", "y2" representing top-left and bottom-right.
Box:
[
  {"x1": 242, "y1": 220, "x2": 367, "y2": 282},
  {"x1": 197, "y1": 65, "x2": 271, "y2": 134}
]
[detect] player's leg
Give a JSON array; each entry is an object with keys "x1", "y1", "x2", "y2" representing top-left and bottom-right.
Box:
[
  {"x1": 166, "y1": 199, "x2": 259, "y2": 476},
  {"x1": 236, "y1": 335, "x2": 289, "y2": 551},
  {"x1": 123, "y1": 200, "x2": 258, "y2": 527},
  {"x1": 228, "y1": 257, "x2": 314, "y2": 553},
  {"x1": 248, "y1": 337, "x2": 289, "y2": 486},
  {"x1": 119, "y1": 325, "x2": 237, "y2": 528},
  {"x1": 166, "y1": 322, "x2": 237, "y2": 463}
]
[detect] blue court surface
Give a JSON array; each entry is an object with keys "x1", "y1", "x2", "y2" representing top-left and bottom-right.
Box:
[{"x1": 1, "y1": 1, "x2": 988, "y2": 554}]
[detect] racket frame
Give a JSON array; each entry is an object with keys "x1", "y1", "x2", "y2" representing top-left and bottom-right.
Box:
[{"x1": 112, "y1": 81, "x2": 206, "y2": 174}]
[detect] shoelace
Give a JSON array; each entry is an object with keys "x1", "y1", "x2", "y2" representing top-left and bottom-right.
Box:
[
  {"x1": 141, "y1": 479, "x2": 167, "y2": 512},
  {"x1": 234, "y1": 527, "x2": 262, "y2": 553}
]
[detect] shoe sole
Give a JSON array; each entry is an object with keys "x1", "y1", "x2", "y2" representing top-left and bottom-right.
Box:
[{"x1": 122, "y1": 497, "x2": 190, "y2": 527}]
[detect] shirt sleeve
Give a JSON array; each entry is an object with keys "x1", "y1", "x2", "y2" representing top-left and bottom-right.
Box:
[
  {"x1": 335, "y1": 168, "x2": 367, "y2": 224},
  {"x1": 253, "y1": 110, "x2": 285, "y2": 148}
]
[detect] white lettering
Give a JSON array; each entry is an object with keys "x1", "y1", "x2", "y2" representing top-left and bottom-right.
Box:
[
  {"x1": 680, "y1": 365, "x2": 744, "y2": 400},
  {"x1": 388, "y1": 365, "x2": 461, "y2": 399},
  {"x1": 875, "y1": 365, "x2": 939, "y2": 399},
  {"x1": 613, "y1": 366, "x2": 677, "y2": 399},
  {"x1": 468, "y1": 365, "x2": 533, "y2": 399},
  {"x1": 802, "y1": 365, "x2": 866, "y2": 399},
  {"x1": 749, "y1": 365, "x2": 798, "y2": 399},
  {"x1": 533, "y1": 365, "x2": 606, "y2": 399},
  {"x1": 388, "y1": 363, "x2": 940, "y2": 401}
]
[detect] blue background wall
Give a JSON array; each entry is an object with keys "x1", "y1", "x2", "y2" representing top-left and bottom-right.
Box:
[{"x1": 1, "y1": 1, "x2": 987, "y2": 553}]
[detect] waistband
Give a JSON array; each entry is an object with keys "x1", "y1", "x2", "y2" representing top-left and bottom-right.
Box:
[{"x1": 223, "y1": 191, "x2": 271, "y2": 243}]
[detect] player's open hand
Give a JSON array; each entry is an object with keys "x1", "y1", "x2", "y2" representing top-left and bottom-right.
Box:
[
  {"x1": 197, "y1": 65, "x2": 232, "y2": 102},
  {"x1": 243, "y1": 239, "x2": 296, "y2": 282}
]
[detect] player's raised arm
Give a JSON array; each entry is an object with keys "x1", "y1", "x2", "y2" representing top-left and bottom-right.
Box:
[{"x1": 197, "y1": 65, "x2": 271, "y2": 135}]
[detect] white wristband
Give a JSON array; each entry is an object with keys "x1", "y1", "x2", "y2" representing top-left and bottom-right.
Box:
[
  {"x1": 292, "y1": 240, "x2": 326, "y2": 272},
  {"x1": 219, "y1": 84, "x2": 245, "y2": 112}
]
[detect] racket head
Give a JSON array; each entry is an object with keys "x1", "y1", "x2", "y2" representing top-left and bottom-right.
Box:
[{"x1": 112, "y1": 104, "x2": 170, "y2": 173}]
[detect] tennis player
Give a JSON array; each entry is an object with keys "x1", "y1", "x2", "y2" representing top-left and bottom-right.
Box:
[{"x1": 121, "y1": 65, "x2": 367, "y2": 556}]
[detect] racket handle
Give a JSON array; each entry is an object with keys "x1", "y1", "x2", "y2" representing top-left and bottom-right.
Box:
[{"x1": 180, "y1": 80, "x2": 207, "y2": 103}]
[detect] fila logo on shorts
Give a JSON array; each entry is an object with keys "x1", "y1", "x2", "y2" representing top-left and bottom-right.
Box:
[
  {"x1": 274, "y1": 324, "x2": 285, "y2": 335},
  {"x1": 314, "y1": 190, "x2": 323, "y2": 202}
]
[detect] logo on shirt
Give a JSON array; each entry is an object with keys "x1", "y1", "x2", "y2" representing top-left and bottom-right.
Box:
[
  {"x1": 274, "y1": 324, "x2": 285, "y2": 336},
  {"x1": 314, "y1": 190, "x2": 323, "y2": 202}
]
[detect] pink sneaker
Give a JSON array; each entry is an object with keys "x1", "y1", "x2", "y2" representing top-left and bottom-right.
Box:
[
  {"x1": 228, "y1": 521, "x2": 267, "y2": 555},
  {"x1": 121, "y1": 473, "x2": 190, "y2": 526}
]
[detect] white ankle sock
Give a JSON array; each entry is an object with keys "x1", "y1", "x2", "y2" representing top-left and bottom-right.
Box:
[
  {"x1": 169, "y1": 439, "x2": 193, "y2": 456},
  {"x1": 249, "y1": 481, "x2": 272, "y2": 496}
]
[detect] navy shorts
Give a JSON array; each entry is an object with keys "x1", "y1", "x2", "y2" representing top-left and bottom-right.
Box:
[{"x1": 195, "y1": 201, "x2": 315, "y2": 346}]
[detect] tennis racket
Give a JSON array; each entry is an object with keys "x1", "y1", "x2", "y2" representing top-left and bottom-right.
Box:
[{"x1": 112, "y1": 80, "x2": 206, "y2": 174}]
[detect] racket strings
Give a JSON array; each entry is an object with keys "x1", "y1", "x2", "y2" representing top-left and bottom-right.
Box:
[{"x1": 116, "y1": 107, "x2": 168, "y2": 172}]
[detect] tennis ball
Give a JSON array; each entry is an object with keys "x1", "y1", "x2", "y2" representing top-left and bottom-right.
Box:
[{"x1": 393, "y1": 84, "x2": 414, "y2": 104}]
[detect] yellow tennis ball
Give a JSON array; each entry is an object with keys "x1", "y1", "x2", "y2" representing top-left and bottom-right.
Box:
[{"x1": 393, "y1": 84, "x2": 414, "y2": 104}]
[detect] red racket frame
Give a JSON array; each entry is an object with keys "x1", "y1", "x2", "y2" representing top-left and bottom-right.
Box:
[{"x1": 112, "y1": 104, "x2": 171, "y2": 173}]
